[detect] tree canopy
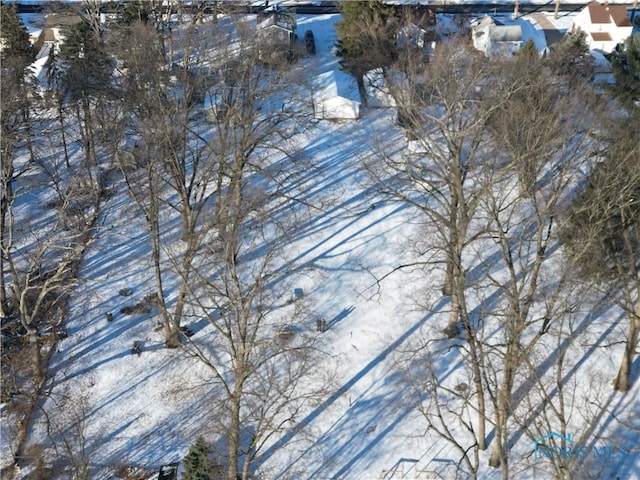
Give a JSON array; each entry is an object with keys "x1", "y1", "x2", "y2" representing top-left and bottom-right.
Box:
[
  {"x1": 611, "y1": 33, "x2": 640, "y2": 107},
  {"x1": 0, "y1": 3, "x2": 35, "y2": 64},
  {"x1": 335, "y1": 0, "x2": 395, "y2": 77}
]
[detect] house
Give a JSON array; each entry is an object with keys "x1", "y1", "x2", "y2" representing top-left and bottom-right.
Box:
[
  {"x1": 257, "y1": 9, "x2": 296, "y2": 61},
  {"x1": 571, "y1": 1, "x2": 633, "y2": 53},
  {"x1": 313, "y1": 70, "x2": 361, "y2": 121},
  {"x1": 471, "y1": 16, "x2": 523, "y2": 57},
  {"x1": 394, "y1": 5, "x2": 437, "y2": 53},
  {"x1": 33, "y1": 14, "x2": 83, "y2": 56}
]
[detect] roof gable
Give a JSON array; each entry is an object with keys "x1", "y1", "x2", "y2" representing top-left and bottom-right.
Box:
[{"x1": 257, "y1": 12, "x2": 296, "y2": 31}]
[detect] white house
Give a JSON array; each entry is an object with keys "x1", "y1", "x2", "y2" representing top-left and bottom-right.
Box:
[
  {"x1": 471, "y1": 16, "x2": 523, "y2": 57},
  {"x1": 571, "y1": 1, "x2": 633, "y2": 53},
  {"x1": 313, "y1": 70, "x2": 361, "y2": 121}
]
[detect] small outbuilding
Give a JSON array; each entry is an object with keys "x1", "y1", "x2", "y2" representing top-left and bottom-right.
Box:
[
  {"x1": 257, "y1": 9, "x2": 296, "y2": 61},
  {"x1": 313, "y1": 70, "x2": 361, "y2": 120}
]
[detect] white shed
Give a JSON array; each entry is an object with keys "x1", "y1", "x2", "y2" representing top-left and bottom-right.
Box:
[{"x1": 313, "y1": 70, "x2": 361, "y2": 120}]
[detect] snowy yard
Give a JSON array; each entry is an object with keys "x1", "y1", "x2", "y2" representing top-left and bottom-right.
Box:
[{"x1": 2, "y1": 6, "x2": 639, "y2": 480}]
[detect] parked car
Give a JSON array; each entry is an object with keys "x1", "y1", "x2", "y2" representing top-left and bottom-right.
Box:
[{"x1": 304, "y1": 29, "x2": 316, "y2": 55}]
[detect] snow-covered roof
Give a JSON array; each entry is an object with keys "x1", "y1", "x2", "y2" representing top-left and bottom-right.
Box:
[
  {"x1": 489, "y1": 25, "x2": 523, "y2": 43},
  {"x1": 313, "y1": 70, "x2": 361, "y2": 104},
  {"x1": 470, "y1": 15, "x2": 503, "y2": 31},
  {"x1": 257, "y1": 12, "x2": 296, "y2": 31}
]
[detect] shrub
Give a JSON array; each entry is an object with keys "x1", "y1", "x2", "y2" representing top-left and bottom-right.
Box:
[{"x1": 182, "y1": 437, "x2": 218, "y2": 480}]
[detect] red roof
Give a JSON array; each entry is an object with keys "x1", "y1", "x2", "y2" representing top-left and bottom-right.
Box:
[
  {"x1": 610, "y1": 7, "x2": 632, "y2": 27},
  {"x1": 586, "y1": 1, "x2": 632, "y2": 26},
  {"x1": 591, "y1": 32, "x2": 612, "y2": 41}
]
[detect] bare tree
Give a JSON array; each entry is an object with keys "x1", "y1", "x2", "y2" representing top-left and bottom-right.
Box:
[
  {"x1": 513, "y1": 306, "x2": 589, "y2": 479},
  {"x1": 1, "y1": 8, "x2": 37, "y2": 317},
  {"x1": 368, "y1": 40, "x2": 511, "y2": 451},
  {"x1": 184, "y1": 128, "x2": 327, "y2": 479},
  {"x1": 481, "y1": 56, "x2": 600, "y2": 473},
  {"x1": 37, "y1": 388, "x2": 93, "y2": 480},
  {"x1": 404, "y1": 339, "x2": 482, "y2": 480},
  {"x1": 112, "y1": 14, "x2": 304, "y2": 349}
]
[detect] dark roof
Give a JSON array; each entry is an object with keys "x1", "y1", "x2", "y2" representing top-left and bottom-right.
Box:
[
  {"x1": 591, "y1": 31, "x2": 612, "y2": 41},
  {"x1": 586, "y1": 2, "x2": 631, "y2": 26},
  {"x1": 44, "y1": 14, "x2": 83, "y2": 27},
  {"x1": 610, "y1": 7, "x2": 632, "y2": 27}
]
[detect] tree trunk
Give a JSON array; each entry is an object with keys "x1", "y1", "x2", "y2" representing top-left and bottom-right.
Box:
[
  {"x1": 180, "y1": 201, "x2": 192, "y2": 243},
  {"x1": 228, "y1": 390, "x2": 242, "y2": 480},
  {"x1": 241, "y1": 452, "x2": 252, "y2": 480},
  {"x1": 58, "y1": 103, "x2": 71, "y2": 169},
  {"x1": 613, "y1": 300, "x2": 640, "y2": 392},
  {"x1": 0, "y1": 178, "x2": 10, "y2": 318},
  {"x1": 488, "y1": 354, "x2": 516, "y2": 472},
  {"x1": 82, "y1": 96, "x2": 97, "y2": 168},
  {"x1": 473, "y1": 356, "x2": 487, "y2": 451},
  {"x1": 488, "y1": 417, "x2": 502, "y2": 469},
  {"x1": 149, "y1": 216, "x2": 175, "y2": 347},
  {"x1": 29, "y1": 329, "x2": 44, "y2": 384}
]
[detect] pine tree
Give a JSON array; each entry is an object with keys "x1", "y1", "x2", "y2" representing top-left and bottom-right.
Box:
[
  {"x1": 182, "y1": 437, "x2": 218, "y2": 480},
  {"x1": 58, "y1": 20, "x2": 111, "y2": 102},
  {"x1": 562, "y1": 114, "x2": 640, "y2": 392},
  {"x1": 518, "y1": 38, "x2": 538, "y2": 58},
  {"x1": 335, "y1": 0, "x2": 395, "y2": 77},
  {"x1": 611, "y1": 33, "x2": 640, "y2": 107},
  {"x1": 0, "y1": 3, "x2": 35, "y2": 64},
  {"x1": 116, "y1": 0, "x2": 151, "y2": 25}
]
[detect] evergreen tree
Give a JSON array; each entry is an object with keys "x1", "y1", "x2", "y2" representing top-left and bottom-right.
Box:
[
  {"x1": 548, "y1": 29, "x2": 594, "y2": 81},
  {"x1": 611, "y1": 33, "x2": 640, "y2": 108},
  {"x1": 518, "y1": 38, "x2": 538, "y2": 58},
  {"x1": 0, "y1": 2, "x2": 37, "y2": 162},
  {"x1": 0, "y1": 3, "x2": 35, "y2": 64},
  {"x1": 562, "y1": 114, "x2": 640, "y2": 392},
  {"x1": 58, "y1": 20, "x2": 112, "y2": 102},
  {"x1": 182, "y1": 437, "x2": 218, "y2": 480},
  {"x1": 1, "y1": 2, "x2": 36, "y2": 91},
  {"x1": 335, "y1": 0, "x2": 395, "y2": 77},
  {"x1": 116, "y1": 0, "x2": 151, "y2": 25}
]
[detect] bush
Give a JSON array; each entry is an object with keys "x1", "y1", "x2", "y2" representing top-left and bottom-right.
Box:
[{"x1": 182, "y1": 437, "x2": 219, "y2": 480}]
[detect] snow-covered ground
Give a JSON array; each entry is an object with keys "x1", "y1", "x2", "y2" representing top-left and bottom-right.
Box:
[{"x1": 3, "y1": 8, "x2": 639, "y2": 480}]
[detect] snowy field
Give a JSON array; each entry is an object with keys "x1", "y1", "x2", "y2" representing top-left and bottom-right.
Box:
[{"x1": 3, "y1": 7, "x2": 640, "y2": 480}]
